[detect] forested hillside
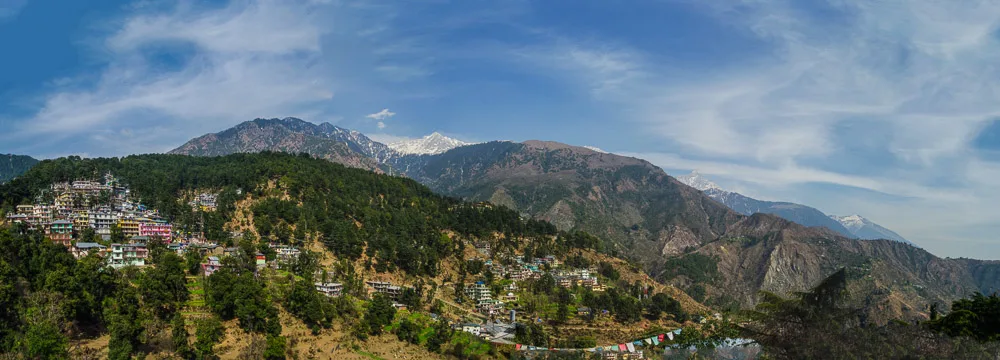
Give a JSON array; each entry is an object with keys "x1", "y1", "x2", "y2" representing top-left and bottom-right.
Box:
[
  {"x1": 0, "y1": 152, "x2": 692, "y2": 359},
  {"x1": 0, "y1": 154, "x2": 38, "y2": 183}
]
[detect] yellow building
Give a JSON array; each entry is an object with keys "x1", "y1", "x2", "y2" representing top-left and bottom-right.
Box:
[
  {"x1": 73, "y1": 210, "x2": 90, "y2": 230},
  {"x1": 118, "y1": 217, "x2": 140, "y2": 238}
]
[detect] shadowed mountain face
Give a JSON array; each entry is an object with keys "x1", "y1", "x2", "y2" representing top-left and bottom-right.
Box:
[
  {"x1": 395, "y1": 140, "x2": 741, "y2": 266},
  {"x1": 0, "y1": 154, "x2": 38, "y2": 184},
  {"x1": 168, "y1": 120, "x2": 1000, "y2": 321}
]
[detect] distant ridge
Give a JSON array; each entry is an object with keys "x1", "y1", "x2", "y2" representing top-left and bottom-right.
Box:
[
  {"x1": 0, "y1": 154, "x2": 39, "y2": 184},
  {"x1": 676, "y1": 171, "x2": 914, "y2": 246}
]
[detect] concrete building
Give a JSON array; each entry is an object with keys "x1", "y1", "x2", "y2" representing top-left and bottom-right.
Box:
[
  {"x1": 108, "y1": 243, "x2": 148, "y2": 268},
  {"x1": 46, "y1": 220, "x2": 73, "y2": 247},
  {"x1": 315, "y1": 282, "x2": 344, "y2": 297},
  {"x1": 139, "y1": 222, "x2": 173, "y2": 242},
  {"x1": 73, "y1": 242, "x2": 106, "y2": 258}
]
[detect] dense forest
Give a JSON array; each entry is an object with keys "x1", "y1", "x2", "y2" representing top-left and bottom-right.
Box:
[
  {"x1": 0, "y1": 153, "x2": 590, "y2": 277},
  {"x1": 0, "y1": 153, "x2": 608, "y2": 358},
  {"x1": 0, "y1": 154, "x2": 38, "y2": 183}
]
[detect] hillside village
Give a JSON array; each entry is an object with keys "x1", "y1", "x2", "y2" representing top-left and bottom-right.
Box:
[{"x1": 2, "y1": 173, "x2": 685, "y2": 358}]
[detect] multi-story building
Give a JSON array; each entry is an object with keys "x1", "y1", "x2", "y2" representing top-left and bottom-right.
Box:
[
  {"x1": 72, "y1": 210, "x2": 90, "y2": 231},
  {"x1": 108, "y1": 243, "x2": 148, "y2": 268},
  {"x1": 464, "y1": 282, "x2": 505, "y2": 315},
  {"x1": 117, "y1": 217, "x2": 140, "y2": 238},
  {"x1": 465, "y1": 282, "x2": 492, "y2": 301},
  {"x1": 91, "y1": 212, "x2": 116, "y2": 237},
  {"x1": 272, "y1": 245, "x2": 301, "y2": 264},
  {"x1": 315, "y1": 282, "x2": 344, "y2": 297},
  {"x1": 139, "y1": 222, "x2": 173, "y2": 242},
  {"x1": 366, "y1": 281, "x2": 404, "y2": 300},
  {"x1": 46, "y1": 220, "x2": 74, "y2": 247}
]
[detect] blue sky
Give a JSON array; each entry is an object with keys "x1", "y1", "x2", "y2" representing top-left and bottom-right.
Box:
[{"x1": 2, "y1": 0, "x2": 1000, "y2": 259}]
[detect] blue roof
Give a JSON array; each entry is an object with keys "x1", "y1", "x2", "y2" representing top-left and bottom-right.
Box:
[{"x1": 75, "y1": 242, "x2": 105, "y2": 249}]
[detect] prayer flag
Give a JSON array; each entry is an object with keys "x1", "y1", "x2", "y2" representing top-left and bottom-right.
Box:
[
  {"x1": 644, "y1": 338, "x2": 653, "y2": 345},
  {"x1": 652, "y1": 337, "x2": 660, "y2": 346},
  {"x1": 627, "y1": 343, "x2": 636, "y2": 353},
  {"x1": 658, "y1": 334, "x2": 665, "y2": 342},
  {"x1": 619, "y1": 344, "x2": 627, "y2": 352},
  {"x1": 515, "y1": 344, "x2": 522, "y2": 351},
  {"x1": 667, "y1": 332, "x2": 674, "y2": 341}
]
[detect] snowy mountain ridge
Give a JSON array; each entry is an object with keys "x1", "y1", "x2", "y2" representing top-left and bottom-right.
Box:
[
  {"x1": 675, "y1": 170, "x2": 722, "y2": 191},
  {"x1": 830, "y1": 214, "x2": 913, "y2": 245},
  {"x1": 388, "y1": 132, "x2": 471, "y2": 155},
  {"x1": 677, "y1": 170, "x2": 915, "y2": 247}
]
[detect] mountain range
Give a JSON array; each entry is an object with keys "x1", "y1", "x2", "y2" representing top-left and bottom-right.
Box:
[
  {"x1": 0, "y1": 154, "x2": 38, "y2": 184},
  {"x1": 169, "y1": 117, "x2": 1000, "y2": 321},
  {"x1": 676, "y1": 171, "x2": 914, "y2": 246}
]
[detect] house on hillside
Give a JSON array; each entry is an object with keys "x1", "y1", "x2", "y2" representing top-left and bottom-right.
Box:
[
  {"x1": 73, "y1": 242, "x2": 106, "y2": 258},
  {"x1": 315, "y1": 282, "x2": 343, "y2": 297},
  {"x1": 457, "y1": 323, "x2": 481, "y2": 336},
  {"x1": 366, "y1": 281, "x2": 404, "y2": 300},
  {"x1": 203, "y1": 256, "x2": 223, "y2": 276},
  {"x1": 255, "y1": 252, "x2": 267, "y2": 268}
]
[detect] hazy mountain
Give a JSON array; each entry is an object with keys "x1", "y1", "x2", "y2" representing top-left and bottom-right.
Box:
[
  {"x1": 0, "y1": 154, "x2": 39, "y2": 184},
  {"x1": 831, "y1": 214, "x2": 914, "y2": 245},
  {"x1": 675, "y1": 171, "x2": 917, "y2": 245}
]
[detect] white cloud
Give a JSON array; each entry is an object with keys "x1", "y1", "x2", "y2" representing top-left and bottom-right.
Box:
[
  {"x1": 512, "y1": 0, "x2": 1000, "y2": 254},
  {"x1": 366, "y1": 108, "x2": 396, "y2": 120},
  {"x1": 376, "y1": 121, "x2": 385, "y2": 129},
  {"x1": 0, "y1": 0, "x2": 27, "y2": 21},
  {"x1": 6, "y1": 0, "x2": 337, "y2": 156}
]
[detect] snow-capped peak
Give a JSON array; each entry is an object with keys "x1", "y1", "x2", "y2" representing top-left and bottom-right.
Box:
[
  {"x1": 582, "y1": 146, "x2": 607, "y2": 153},
  {"x1": 676, "y1": 170, "x2": 722, "y2": 191},
  {"x1": 830, "y1": 214, "x2": 915, "y2": 246},
  {"x1": 388, "y1": 132, "x2": 471, "y2": 155},
  {"x1": 831, "y1": 214, "x2": 866, "y2": 230}
]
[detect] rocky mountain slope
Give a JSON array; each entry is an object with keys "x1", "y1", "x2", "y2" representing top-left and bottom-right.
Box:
[
  {"x1": 169, "y1": 118, "x2": 386, "y2": 172},
  {"x1": 167, "y1": 119, "x2": 998, "y2": 320},
  {"x1": 395, "y1": 140, "x2": 741, "y2": 264},
  {"x1": 0, "y1": 154, "x2": 38, "y2": 184}
]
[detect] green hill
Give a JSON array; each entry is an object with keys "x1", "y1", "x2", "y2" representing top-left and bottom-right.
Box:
[
  {"x1": 0, "y1": 152, "x2": 693, "y2": 359},
  {"x1": 0, "y1": 154, "x2": 38, "y2": 184}
]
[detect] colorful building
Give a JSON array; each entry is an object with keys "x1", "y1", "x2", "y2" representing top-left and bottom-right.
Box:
[
  {"x1": 46, "y1": 220, "x2": 74, "y2": 247},
  {"x1": 108, "y1": 243, "x2": 148, "y2": 268},
  {"x1": 117, "y1": 217, "x2": 140, "y2": 238},
  {"x1": 139, "y1": 222, "x2": 173, "y2": 242},
  {"x1": 203, "y1": 256, "x2": 223, "y2": 276}
]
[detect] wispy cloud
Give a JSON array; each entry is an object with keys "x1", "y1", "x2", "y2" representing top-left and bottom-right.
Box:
[
  {"x1": 513, "y1": 0, "x2": 1000, "y2": 254},
  {"x1": 0, "y1": 0, "x2": 27, "y2": 21},
  {"x1": 5, "y1": 0, "x2": 337, "y2": 156},
  {"x1": 366, "y1": 108, "x2": 396, "y2": 120}
]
